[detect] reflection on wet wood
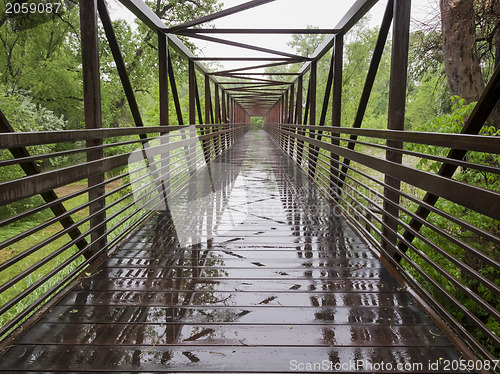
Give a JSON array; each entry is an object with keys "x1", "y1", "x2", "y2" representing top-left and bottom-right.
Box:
[{"x1": 0, "y1": 131, "x2": 465, "y2": 373}]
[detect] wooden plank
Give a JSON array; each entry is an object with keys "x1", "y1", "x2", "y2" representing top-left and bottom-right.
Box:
[
  {"x1": 41, "y1": 304, "x2": 432, "y2": 325},
  {"x1": 0, "y1": 345, "x2": 464, "y2": 372},
  {"x1": 59, "y1": 291, "x2": 414, "y2": 307},
  {"x1": 17, "y1": 324, "x2": 451, "y2": 347}
]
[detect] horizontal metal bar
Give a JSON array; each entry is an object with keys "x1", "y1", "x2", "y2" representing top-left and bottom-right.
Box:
[
  {"x1": 0, "y1": 126, "x2": 243, "y2": 206},
  {"x1": 305, "y1": 128, "x2": 500, "y2": 175},
  {"x1": 0, "y1": 124, "x2": 233, "y2": 148},
  {"x1": 166, "y1": 0, "x2": 277, "y2": 33},
  {"x1": 287, "y1": 130, "x2": 500, "y2": 221},
  {"x1": 0, "y1": 126, "x2": 174, "y2": 148},
  {"x1": 0, "y1": 138, "x2": 148, "y2": 168},
  {"x1": 209, "y1": 61, "x2": 298, "y2": 76},
  {"x1": 280, "y1": 124, "x2": 500, "y2": 154},
  {"x1": 192, "y1": 57, "x2": 304, "y2": 62},
  {"x1": 181, "y1": 28, "x2": 339, "y2": 34},
  {"x1": 178, "y1": 32, "x2": 307, "y2": 60}
]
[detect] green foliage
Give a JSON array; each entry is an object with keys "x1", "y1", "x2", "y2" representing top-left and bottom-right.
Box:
[
  {"x1": 342, "y1": 23, "x2": 391, "y2": 130},
  {"x1": 0, "y1": 5, "x2": 83, "y2": 128},
  {"x1": 0, "y1": 87, "x2": 68, "y2": 160},
  {"x1": 287, "y1": 25, "x2": 325, "y2": 57},
  {"x1": 404, "y1": 96, "x2": 500, "y2": 357},
  {"x1": 0, "y1": 86, "x2": 70, "y2": 219},
  {"x1": 251, "y1": 116, "x2": 264, "y2": 129}
]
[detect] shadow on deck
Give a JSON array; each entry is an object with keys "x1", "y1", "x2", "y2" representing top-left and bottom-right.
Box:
[{"x1": 0, "y1": 130, "x2": 465, "y2": 373}]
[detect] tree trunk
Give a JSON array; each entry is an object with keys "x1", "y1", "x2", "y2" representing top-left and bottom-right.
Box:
[
  {"x1": 494, "y1": 1, "x2": 500, "y2": 124},
  {"x1": 440, "y1": 0, "x2": 485, "y2": 103}
]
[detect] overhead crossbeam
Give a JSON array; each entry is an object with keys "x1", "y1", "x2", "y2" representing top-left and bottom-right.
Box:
[
  {"x1": 181, "y1": 28, "x2": 339, "y2": 34},
  {"x1": 178, "y1": 33, "x2": 308, "y2": 60},
  {"x1": 166, "y1": 0, "x2": 277, "y2": 33},
  {"x1": 192, "y1": 57, "x2": 308, "y2": 62},
  {"x1": 209, "y1": 61, "x2": 299, "y2": 76}
]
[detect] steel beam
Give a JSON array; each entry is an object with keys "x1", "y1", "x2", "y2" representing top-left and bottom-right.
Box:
[
  {"x1": 330, "y1": 34, "x2": 343, "y2": 197},
  {"x1": 167, "y1": 0, "x2": 277, "y2": 33},
  {"x1": 158, "y1": 33, "x2": 169, "y2": 127},
  {"x1": 80, "y1": 0, "x2": 106, "y2": 256},
  {"x1": 382, "y1": 0, "x2": 411, "y2": 260},
  {"x1": 179, "y1": 33, "x2": 307, "y2": 60},
  {"x1": 337, "y1": 0, "x2": 393, "y2": 191},
  {"x1": 181, "y1": 28, "x2": 339, "y2": 34},
  {"x1": 307, "y1": 61, "x2": 318, "y2": 175},
  {"x1": 189, "y1": 60, "x2": 196, "y2": 125},
  {"x1": 98, "y1": 0, "x2": 145, "y2": 131},
  {"x1": 168, "y1": 54, "x2": 184, "y2": 126}
]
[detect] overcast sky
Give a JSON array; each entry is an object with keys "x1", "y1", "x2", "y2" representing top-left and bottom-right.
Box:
[{"x1": 109, "y1": 0, "x2": 441, "y2": 71}]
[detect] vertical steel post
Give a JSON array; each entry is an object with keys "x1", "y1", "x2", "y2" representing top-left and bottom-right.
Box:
[
  {"x1": 308, "y1": 61, "x2": 317, "y2": 175},
  {"x1": 296, "y1": 75, "x2": 304, "y2": 164},
  {"x1": 331, "y1": 34, "x2": 343, "y2": 199},
  {"x1": 221, "y1": 91, "x2": 228, "y2": 149},
  {"x1": 205, "y1": 75, "x2": 211, "y2": 124},
  {"x1": 80, "y1": 0, "x2": 105, "y2": 255},
  {"x1": 158, "y1": 32, "x2": 170, "y2": 198},
  {"x1": 382, "y1": 0, "x2": 411, "y2": 260},
  {"x1": 159, "y1": 33, "x2": 169, "y2": 128},
  {"x1": 296, "y1": 76, "x2": 303, "y2": 125},
  {"x1": 288, "y1": 85, "x2": 294, "y2": 155},
  {"x1": 189, "y1": 60, "x2": 196, "y2": 125},
  {"x1": 199, "y1": 74, "x2": 210, "y2": 163},
  {"x1": 214, "y1": 85, "x2": 221, "y2": 124},
  {"x1": 284, "y1": 91, "x2": 289, "y2": 124},
  {"x1": 221, "y1": 90, "x2": 227, "y2": 123},
  {"x1": 214, "y1": 84, "x2": 221, "y2": 155}
]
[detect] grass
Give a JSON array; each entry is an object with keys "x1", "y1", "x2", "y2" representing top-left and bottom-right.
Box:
[{"x1": 0, "y1": 178, "x2": 141, "y2": 339}]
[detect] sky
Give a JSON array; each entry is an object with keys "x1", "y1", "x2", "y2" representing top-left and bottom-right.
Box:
[{"x1": 109, "y1": 0, "x2": 441, "y2": 72}]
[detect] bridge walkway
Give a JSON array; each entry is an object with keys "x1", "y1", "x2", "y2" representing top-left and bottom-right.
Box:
[{"x1": 0, "y1": 129, "x2": 464, "y2": 373}]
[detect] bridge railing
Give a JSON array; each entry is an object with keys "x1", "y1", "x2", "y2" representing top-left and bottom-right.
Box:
[
  {"x1": 267, "y1": 108, "x2": 500, "y2": 365},
  {"x1": 264, "y1": 0, "x2": 500, "y2": 363},
  {"x1": 0, "y1": 122, "x2": 248, "y2": 342}
]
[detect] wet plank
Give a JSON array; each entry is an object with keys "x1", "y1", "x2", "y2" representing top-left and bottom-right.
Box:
[
  {"x1": 0, "y1": 130, "x2": 465, "y2": 373},
  {"x1": 0, "y1": 345, "x2": 466, "y2": 373},
  {"x1": 18, "y1": 323, "x2": 451, "y2": 347},
  {"x1": 59, "y1": 290, "x2": 416, "y2": 307},
  {"x1": 41, "y1": 305, "x2": 432, "y2": 325}
]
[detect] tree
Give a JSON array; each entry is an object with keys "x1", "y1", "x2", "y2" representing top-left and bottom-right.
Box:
[
  {"x1": 287, "y1": 25, "x2": 325, "y2": 57},
  {"x1": 440, "y1": 0, "x2": 500, "y2": 126},
  {"x1": 440, "y1": 0, "x2": 485, "y2": 104},
  {"x1": 0, "y1": 3, "x2": 83, "y2": 128}
]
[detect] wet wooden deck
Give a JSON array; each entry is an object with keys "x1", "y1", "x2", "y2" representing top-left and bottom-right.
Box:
[{"x1": 0, "y1": 130, "x2": 465, "y2": 373}]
